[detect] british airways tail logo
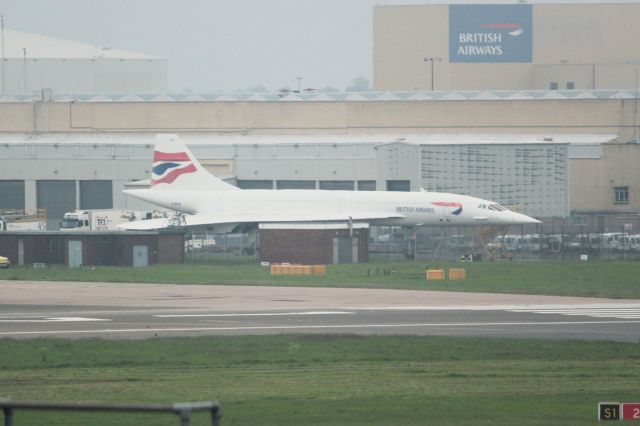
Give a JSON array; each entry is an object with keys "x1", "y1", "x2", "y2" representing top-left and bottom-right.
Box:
[
  {"x1": 151, "y1": 151, "x2": 197, "y2": 186},
  {"x1": 481, "y1": 23, "x2": 524, "y2": 37},
  {"x1": 432, "y1": 201, "x2": 464, "y2": 216}
]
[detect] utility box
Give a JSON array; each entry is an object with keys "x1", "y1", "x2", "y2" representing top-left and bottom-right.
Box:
[
  {"x1": 270, "y1": 264, "x2": 327, "y2": 276},
  {"x1": 426, "y1": 269, "x2": 445, "y2": 280},
  {"x1": 448, "y1": 268, "x2": 467, "y2": 280}
]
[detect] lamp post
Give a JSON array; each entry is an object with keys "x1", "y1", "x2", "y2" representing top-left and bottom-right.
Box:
[
  {"x1": 423, "y1": 57, "x2": 441, "y2": 91},
  {"x1": 1, "y1": 14, "x2": 4, "y2": 95},
  {"x1": 23, "y1": 47, "x2": 27, "y2": 94}
]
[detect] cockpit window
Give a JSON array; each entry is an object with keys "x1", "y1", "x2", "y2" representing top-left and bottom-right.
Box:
[{"x1": 488, "y1": 203, "x2": 506, "y2": 212}]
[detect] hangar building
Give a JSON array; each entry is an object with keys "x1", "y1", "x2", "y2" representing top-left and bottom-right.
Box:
[
  {"x1": 373, "y1": 2, "x2": 640, "y2": 91},
  {"x1": 0, "y1": 29, "x2": 167, "y2": 95}
]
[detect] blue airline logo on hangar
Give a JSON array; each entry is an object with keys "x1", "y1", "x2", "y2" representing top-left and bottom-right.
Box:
[{"x1": 449, "y1": 4, "x2": 532, "y2": 63}]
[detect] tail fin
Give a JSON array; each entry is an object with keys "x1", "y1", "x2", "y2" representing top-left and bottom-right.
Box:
[{"x1": 151, "y1": 134, "x2": 239, "y2": 191}]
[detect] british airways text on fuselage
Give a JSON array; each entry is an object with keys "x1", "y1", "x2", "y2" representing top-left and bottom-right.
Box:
[{"x1": 396, "y1": 206, "x2": 435, "y2": 214}]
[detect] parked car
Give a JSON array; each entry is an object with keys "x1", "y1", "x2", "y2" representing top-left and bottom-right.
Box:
[{"x1": 0, "y1": 255, "x2": 10, "y2": 268}]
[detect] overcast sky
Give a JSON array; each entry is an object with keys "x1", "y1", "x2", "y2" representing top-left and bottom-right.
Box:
[{"x1": 0, "y1": 0, "x2": 633, "y2": 92}]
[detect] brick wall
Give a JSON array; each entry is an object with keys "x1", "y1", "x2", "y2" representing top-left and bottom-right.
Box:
[
  {"x1": 259, "y1": 228, "x2": 369, "y2": 264},
  {"x1": 0, "y1": 232, "x2": 184, "y2": 267}
]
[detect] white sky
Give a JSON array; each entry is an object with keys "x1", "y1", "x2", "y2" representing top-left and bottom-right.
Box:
[{"x1": 0, "y1": 0, "x2": 635, "y2": 92}]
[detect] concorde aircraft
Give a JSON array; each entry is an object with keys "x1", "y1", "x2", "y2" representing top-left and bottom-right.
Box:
[{"x1": 119, "y1": 134, "x2": 540, "y2": 231}]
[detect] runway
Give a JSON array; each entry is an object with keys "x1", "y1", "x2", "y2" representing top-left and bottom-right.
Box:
[{"x1": 1, "y1": 281, "x2": 639, "y2": 341}]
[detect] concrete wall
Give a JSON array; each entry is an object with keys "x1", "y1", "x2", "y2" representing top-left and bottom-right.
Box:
[
  {"x1": 570, "y1": 143, "x2": 640, "y2": 214},
  {"x1": 377, "y1": 143, "x2": 421, "y2": 192},
  {"x1": 2, "y1": 58, "x2": 167, "y2": 95},
  {"x1": 1, "y1": 98, "x2": 638, "y2": 141}
]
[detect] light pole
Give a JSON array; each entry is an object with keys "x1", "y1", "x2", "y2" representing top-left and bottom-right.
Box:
[
  {"x1": 1, "y1": 14, "x2": 4, "y2": 95},
  {"x1": 23, "y1": 47, "x2": 27, "y2": 94},
  {"x1": 423, "y1": 57, "x2": 441, "y2": 91},
  {"x1": 296, "y1": 76, "x2": 302, "y2": 93}
]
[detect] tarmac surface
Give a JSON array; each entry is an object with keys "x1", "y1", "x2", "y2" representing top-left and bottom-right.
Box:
[{"x1": 1, "y1": 280, "x2": 640, "y2": 341}]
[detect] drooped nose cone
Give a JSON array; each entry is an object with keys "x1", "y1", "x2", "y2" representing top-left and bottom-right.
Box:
[{"x1": 511, "y1": 211, "x2": 542, "y2": 225}]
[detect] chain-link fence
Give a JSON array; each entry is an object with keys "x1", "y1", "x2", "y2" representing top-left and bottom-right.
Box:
[
  {"x1": 184, "y1": 232, "x2": 258, "y2": 264},
  {"x1": 184, "y1": 224, "x2": 640, "y2": 264},
  {"x1": 369, "y1": 225, "x2": 640, "y2": 261}
]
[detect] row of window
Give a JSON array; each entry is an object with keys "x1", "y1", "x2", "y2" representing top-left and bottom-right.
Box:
[
  {"x1": 550, "y1": 82, "x2": 575, "y2": 90},
  {"x1": 0, "y1": 180, "x2": 113, "y2": 212},
  {"x1": 236, "y1": 180, "x2": 411, "y2": 192},
  {"x1": 237, "y1": 180, "x2": 376, "y2": 190}
]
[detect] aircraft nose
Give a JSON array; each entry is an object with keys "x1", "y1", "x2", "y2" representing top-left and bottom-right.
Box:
[{"x1": 511, "y1": 212, "x2": 542, "y2": 225}]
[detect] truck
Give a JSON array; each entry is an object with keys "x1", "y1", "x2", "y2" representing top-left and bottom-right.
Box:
[
  {"x1": 60, "y1": 209, "x2": 159, "y2": 231},
  {"x1": 0, "y1": 209, "x2": 47, "y2": 231}
]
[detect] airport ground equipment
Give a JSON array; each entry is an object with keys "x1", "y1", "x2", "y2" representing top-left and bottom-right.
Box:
[
  {"x1": 60, "y1": 209, "x2": 158, "y2": 231},
  {"x1": 0, "y1": 209, "x2": 46, "y2": 231}
]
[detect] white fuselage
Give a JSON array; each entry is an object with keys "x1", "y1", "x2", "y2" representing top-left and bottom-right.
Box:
[{"x1": 125, "y1": 188, "x2": 539, "y2": 227}]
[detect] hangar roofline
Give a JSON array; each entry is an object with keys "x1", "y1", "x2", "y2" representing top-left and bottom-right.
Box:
[
  {"x1": 0, "y1": 29, "x2": 163, "y2": 60},
  {"x1": 0, "y1": 89, "x2": 638, "y2": 104}
]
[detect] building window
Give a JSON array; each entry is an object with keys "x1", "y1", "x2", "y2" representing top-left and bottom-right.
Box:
[
  {"x1": 550, "y1": 82, "x2": 558, "y2": 90},
  {"x1": 357, "y1": 180, "x2": 376, "y2": 191},
  {"x1": 237, "y1": 180, "x2": 273, "y2": 189},
  {"x1": 319, "y1": 181, "x2": 354, "y2": 191},
  {"x1": 566, "y1": 82, "x2": 575, "y2": 90},
  {"x1": 80, "y1": 180, "x2": 113, "y2": 209},
  {"x1": 386, "y1": 180, "x2": 410, "y2": 192},
  {"x1": 572, "y1": 215, "x2": 586, "y2": 226},
  {"x1": 614, "y1": 186, "x2": 629, "y2": 204},
  {"x1": 276, "y1": 180, "x2": 315, "y2": 190}
]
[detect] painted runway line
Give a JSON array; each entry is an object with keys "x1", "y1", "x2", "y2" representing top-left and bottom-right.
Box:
[
  {"x1": 154, "y1": 311, "x2": 355, "y2": 318},
  {"x1": 344, "y1": 303, "x2": 640, "y2": 312},
  {"x1": 506, "y1": 307, "x2": 640, "y2": 319},
  {"x1": 340, "y1": 304, "x2": 640, "y2": 319},
  {"x1": 0, "y1": 317, "x2": 110, "y2": 323},
  {"x1": 1, "y1": 319, "x2": 639, "y2": 337}
]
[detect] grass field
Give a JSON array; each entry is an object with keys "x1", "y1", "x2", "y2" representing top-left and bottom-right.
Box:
[
  {"x1": 2, "y1": 261, "x2": 638, "y2": 424},
  {"x1": 1, "y1": 335, "x2": 638, "y2": 425},
  {"x1": 1, "y1": 259, "x2": 639, "y2": 299}
]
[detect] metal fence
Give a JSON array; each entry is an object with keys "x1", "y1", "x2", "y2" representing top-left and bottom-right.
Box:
[
  {"x1": 0, "y1": 399, "x2": 221, "y2": 426},
  {"x1": 370, "y1": 226, "x2": 640, "y2": 261},
  {"x1": 184, "y1": 232, "x2": 258, "y2": 264},
  {"x1": 183, "y1": 226, "x2": 640, "y2": 264}
]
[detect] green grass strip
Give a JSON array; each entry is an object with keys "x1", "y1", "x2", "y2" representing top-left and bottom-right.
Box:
[
  {"x1": 1, "y1": 335, "x2": 639, "y2": 425},
  {"x1": 2, "y1": 259, "x2": 640, "y2": 298}
]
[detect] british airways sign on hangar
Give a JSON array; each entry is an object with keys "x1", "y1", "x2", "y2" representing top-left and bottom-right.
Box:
[{"x1": 449, "y1": 4, "x2": 532, "y2": 63}]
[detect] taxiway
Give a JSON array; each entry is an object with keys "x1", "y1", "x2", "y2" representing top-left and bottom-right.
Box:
[{"x1": 1, "y1": 281, "x2": 639, "y2": 341}]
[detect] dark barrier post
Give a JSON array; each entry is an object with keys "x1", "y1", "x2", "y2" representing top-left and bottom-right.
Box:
[
  {"x1": 0, "y1": 399, "x2": 221, "y2": 426},
  {"x1": 3, "y1": 406, "x2": 13, "y2": 426}
]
